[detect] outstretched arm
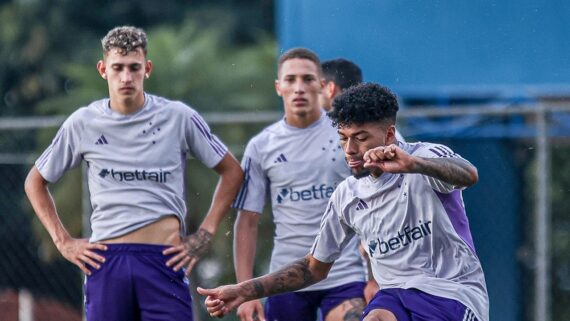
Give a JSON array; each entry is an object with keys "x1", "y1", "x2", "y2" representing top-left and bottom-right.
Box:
[
  {"x1": 198, "y1": 254, "x2": 333, "y2": 318},
  {"x1": 363, "y1": 144, "x2": 478, "y2": 188},
  {"x1": 24, "y1": 167, "x2": 107, "y2": 275},
  {"x1": 164, "y1": 152, "x2": 244, "y2": 275}
]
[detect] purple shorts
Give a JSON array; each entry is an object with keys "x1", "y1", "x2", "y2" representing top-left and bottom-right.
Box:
[
  {"x1": 84, "y1": 244, "x2": 193, "y2": 321},
  {"x1": 265, "y1": 281, "x2": 366, "y2": 321},
  {"x1": 362, "y1": 288, "x2": 477, "y2": 321}
]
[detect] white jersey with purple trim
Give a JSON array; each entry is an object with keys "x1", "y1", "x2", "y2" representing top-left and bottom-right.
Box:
[
  {"x1": 35, "y1": 94, "x2": 227, "y2": 242},
  {"x1": 311, "y1": 141, "x2": 489, "y2": 321},
  {"x1": 233, "y1": 111, "x2": 366, "y2": 291}
]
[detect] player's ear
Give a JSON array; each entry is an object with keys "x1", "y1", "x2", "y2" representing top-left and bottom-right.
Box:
[
  {"x1": 97, "y1": 60, "x2": 106, "y2": 79},
  {"x1": 325, "y1": 82, "x2": 336, "y2": 99},
  {"x1": 275, "y1": 79, "x2": 282, "y2": 96},
  {"x1": 145, "y1": 60, "x2": 153, "y2": 77},
  {"x1": 318, "y1": 78, "x2": 326, "y2": 94},
  {"x1": 385, "y1": 125, "x2": 396, "y2": 145},
  {"x1": 332, "y1": 83, "x2": 343, "y2": 99}
]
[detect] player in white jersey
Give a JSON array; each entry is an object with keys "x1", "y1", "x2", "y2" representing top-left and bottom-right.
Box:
[
  {"x1": 232, "y1": 48, "x2": 372, "y2": 321},
  {"x1": 199, "y1": 82, "x2": 489, "y2": 321},
  {"x1": 24, "y1": 26, "x2": 243, "y2": 321}
]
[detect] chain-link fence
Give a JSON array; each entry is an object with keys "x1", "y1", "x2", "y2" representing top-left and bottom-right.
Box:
[{"x1": 1, "y1": 101, "x2": 569, "y2": 321}]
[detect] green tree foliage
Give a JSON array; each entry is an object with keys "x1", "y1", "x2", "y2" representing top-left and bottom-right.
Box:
[{"x1": 0, "y1": 0, "x2": 275, "y2": 117}]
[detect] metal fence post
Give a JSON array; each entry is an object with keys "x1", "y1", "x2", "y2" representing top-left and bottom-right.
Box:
[{"x1": 534, "y1": 102, "x2": 551, "y2": 321}]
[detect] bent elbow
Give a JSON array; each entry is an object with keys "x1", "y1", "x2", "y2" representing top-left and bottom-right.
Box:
[
  {"x1": 24, "y1": 168, "x2": 38, "y2": 196},
  {"x1": 314, "y1": 271, "x2": 329, "y2": 283},
  {"x1": 24, "y1": 167, "x2": 47, "y2": 197},
  {"x1": 307, "y1": 255, "x2": 332, "y2": 283},
  {"x1": 466, "y1": 166, "x2": 479, "y2": 187}
]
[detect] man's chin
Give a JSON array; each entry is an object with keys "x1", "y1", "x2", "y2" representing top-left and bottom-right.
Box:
[{"x1": 352, "y1": 169, "x2": 371, "y2": 179}]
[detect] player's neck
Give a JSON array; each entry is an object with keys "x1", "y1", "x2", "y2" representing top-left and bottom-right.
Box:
[
  {"x1": 109, "y1": 94, "x2": 145, "y2": 115},
  {"x1": 284, "y1": 108, "x2": 321, "y2": 129}
]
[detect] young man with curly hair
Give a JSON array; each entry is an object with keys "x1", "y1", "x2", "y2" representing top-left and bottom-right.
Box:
[
  {"x1": 199, "y1": 83, "x2": 489, "y2": 321},
  {"x1": 24, "y1": 26, "x2": 243, "y2": 321}
]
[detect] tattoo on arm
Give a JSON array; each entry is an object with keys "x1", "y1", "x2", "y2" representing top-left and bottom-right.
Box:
[
  {"x1": 184, "y1": 228, "x2": 213, "y2": 258},
  {"x1": 242, "y1": 257, "x2": 316, "y2": 300},
  {"x1": 416, "y1": 157, "x2": 477, "y2": 187}
]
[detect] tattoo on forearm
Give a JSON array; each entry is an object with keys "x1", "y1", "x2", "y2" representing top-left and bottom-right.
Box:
[
  {"x1": 184, "y1": 228, "x2": 212, "y2": 258},
  {"x1": 251, "y1": 280, "x2": 264, "y2": 298},
  {"x1": 243, "y1": 257, "x2": 315, "y2": 300},
  {"x1": 418, "y1": 157, "x2": 476, "y2": 187}
]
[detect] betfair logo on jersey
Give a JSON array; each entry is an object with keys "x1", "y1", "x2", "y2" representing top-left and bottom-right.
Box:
[
  {"x1": 276, "y1": 184, "x2": 336, "y2": 204},
  {"x1": 98, "y1": 168, "x2": 171, "y2": 183},
  {"x1": 368, "y1": 221, "x2": 432, "y2": 257}
]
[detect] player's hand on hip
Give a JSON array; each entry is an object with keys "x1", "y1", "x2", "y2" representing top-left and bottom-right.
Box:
[
  {"x1": 363, "y1": 144, "x2": 412, "y2": 173},
  {"x1": 57, "y1": 238, "x2": 107, "y2": 276},
  {"x1": 198, "y1": 285, "x2": 245, "y2": 318},
  {"x1": 163, "y1": 228, "x2": 213, "y2": 276},
  {"x1": 237, "y1": 299, "x2": 265, "y2": 321}
]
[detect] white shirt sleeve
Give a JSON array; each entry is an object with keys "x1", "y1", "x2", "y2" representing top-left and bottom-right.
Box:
[
  {"x1": 232, "y1": 139, "x2": 267, "y2": 213},
  {"x1": 310, "y1": 191, "x2": 355, "y2": 263},
  {"x1": 414, "y1": 143, "x2": 469, "y2": 193},
  {"x1": 185, "y1": 110, "x2": 228, "y2": 168},
  {"x1": 395, "y1": 129, "x2": 406, "y2": 143},
  {"x1": 35, "y1": 116, "x2": 82, "y2": 183}
]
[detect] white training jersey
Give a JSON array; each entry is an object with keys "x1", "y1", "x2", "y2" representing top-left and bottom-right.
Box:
[
  {"x1": 395, "y1": 129, "x2": 405, "y2": 143},
  {"x1": 35, "y1": 94, "x2": 227, "y2": 242},
  {"x1": 311, "y1": 141, "x2": 489, "y2": 321},
  {"x1": 233, "y1": 111, "x2": 366, "y2": 291}
]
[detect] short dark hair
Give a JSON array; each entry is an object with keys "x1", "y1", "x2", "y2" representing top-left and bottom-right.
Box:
[
  {"x1": 277, "y1": 47, "x2": 322, "y2": 76},
  {"x1": 328, "y1": 83, "x2": 399, "y2": 128},
  {"x1": 101, "y1": 26, "x2": 148, "y2": 56},
  {"x1": 321, "y1": 58, "x2": 362, "y2": 90}
]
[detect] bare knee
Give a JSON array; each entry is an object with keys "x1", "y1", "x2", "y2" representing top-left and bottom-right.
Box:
[
  {"x1": 363, "y1": 308, "x2": 398, "y2": 321},
  {"x1": 325, "y1": 298, "x2": 365, "y2": 321}
]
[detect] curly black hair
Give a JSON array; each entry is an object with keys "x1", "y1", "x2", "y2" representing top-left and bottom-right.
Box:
[
  {"x1": 328, "y1": 82, "x2": 399, "y2": 128},
  {"x1": 101, "y1": 26, "x2": 148, "y2": 56}
]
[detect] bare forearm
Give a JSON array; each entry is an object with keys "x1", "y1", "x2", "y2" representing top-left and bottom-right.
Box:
[
  {"x1": 198, "y1": 181, "x2": 236, "y2": 233},
  {"x1": 24, "y1": 168, "x2": 70, "y2": 247},
  {"x1": 233, "y1": 212, "x2": 259, "y2": 282},
  {"x1": 199, "y1": 154, "x2": 243, "y2": 233},
  {"x1": 414, "y1": 157, "x2": 478, "y2": 187},
  {"x1": 239, "y1": 256, "x2": 327, "y2": 301}
]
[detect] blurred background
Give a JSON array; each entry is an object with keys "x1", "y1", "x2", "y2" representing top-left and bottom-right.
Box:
[{"x1": 1, "y1": 0, "x2": 569, "y2": 320}]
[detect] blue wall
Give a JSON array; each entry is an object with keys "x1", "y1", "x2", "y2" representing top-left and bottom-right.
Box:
[{"x1": 277, "y1": 0, "x2": 570, "y2": 95}]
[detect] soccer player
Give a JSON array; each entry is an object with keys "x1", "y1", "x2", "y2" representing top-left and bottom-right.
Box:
[
  {"x1": 231, "y1": 48, "x2": 372, "y2": 321},
  {"x1": 199, "y1": 82, "x2": 490, "y2": 321},
  {"x1": 24, "y1": 26, "x2": 243, "y2": 321}
]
